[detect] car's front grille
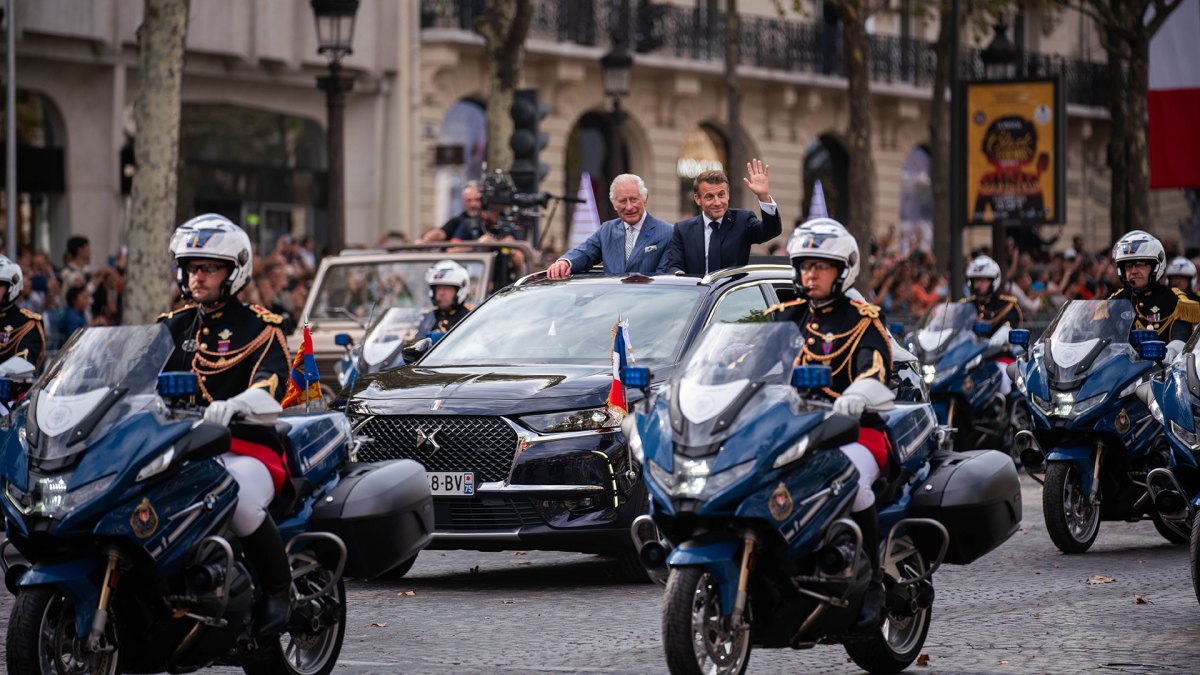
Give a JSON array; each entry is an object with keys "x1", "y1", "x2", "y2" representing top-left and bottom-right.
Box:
[
  {"x1": 437, "y1": 498, "x2": 543, "y2": 531},
  {"x1": 357, "y1": 415, "x2": 517, "y2": 483}
]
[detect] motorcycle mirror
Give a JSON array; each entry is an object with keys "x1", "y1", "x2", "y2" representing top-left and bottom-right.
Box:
[
  {"x1": 157, "y1": 371, "x2": 200, "y2": 399},
  {"x1": 622, "y1": 366, "x2": 652, "y2": 391},
  {"x1": 972, "y1": 321, "x2": 991, "y2": 336},
  {"x1": 1129, "y1": 329, "x2": 1156, "y2": 347},
  {"x1": 335, "y1": 333, "x2": 354, "y2": 347},
  {"x1": 401, "y1": 338, "x2": 432, "y2": 365},
  {"x1": 1139, "y1": 340, "x2": 1167, "y2": 362},
  {"x1": 1008, "y1": 329, "x2": 1030, "y2": 347},
  {"x1": 791, "y1": 365, "x2": 832, "y2": 390},
  {"x1": 428, "y1": 331, "x2": 446, "y2": 344}
]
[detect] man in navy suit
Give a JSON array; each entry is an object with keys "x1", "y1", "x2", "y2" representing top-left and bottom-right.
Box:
[
  {"x1": 666, "y1": 159, "x2": 782, "y2": 276},
  {"x1": 547, "y1": 174, "x2": 674, "y2": 278}
]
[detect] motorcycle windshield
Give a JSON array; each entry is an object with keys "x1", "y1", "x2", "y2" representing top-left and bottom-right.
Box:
[
  {"x1": 1041, "y1": 299, "x2": 1136, "y2": 387},
  {"x1": 672, "y1": 322, "x2": 803, "y2": 447},
  {"x1": 914, "y1": 303, "x2": 977, "y2": 361},
  {"x1": 27, "y1": 325, "x2": 174, "y2": 462}
]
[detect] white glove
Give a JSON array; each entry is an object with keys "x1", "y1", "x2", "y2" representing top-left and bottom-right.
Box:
[
  {"x1": 203, "y1": 387, "x2": 282, "y2": 426},
  {"x1": 832, "y1": 393, "x2": 867, "y2": 417},
  {"x1": 1166, "y1": 339, "x2": 1185, "y2": 365}
]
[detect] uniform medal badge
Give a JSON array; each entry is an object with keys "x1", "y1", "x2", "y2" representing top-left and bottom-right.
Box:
[
  {"x1": 1115, "y1": 408, "x2": 1131, "y2": 434},
  {"x1": 1147, "y1": 306, "x2": 1161, "y2": 323},
  {"x1": 769, "y1": 482, "x2": 794, "y2": 521},
  {"x1": 182, "y1": 338, "x2": 198, "y2": 353},
  {"x1": 823, "y1": 332, "x2": 834, "y2": 356},
  {"x1": 0, "y1": 325, "x2": 12, "y2": 345},
  {"x1": 217, "y1": 329, "x2": 233, "y2": 354},
  {"x1": 131, "y1": 498, "x2": 159, "y2": 538}
]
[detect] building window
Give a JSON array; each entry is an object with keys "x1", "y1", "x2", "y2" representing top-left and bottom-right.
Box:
[
  {"x1": 677, "y1": 124, "x2": 728, "y2": 219},
  {"x1": 899, "y1": 145, "x2": 933, "y2": 255},
  {"x1": 565, "y1": 111, "x2": 629, "y2": 239},
  {"x1": 434, "y1": 99, "x2": 487, "y2": 230},
  {"x1": 802, "y1": 134, "x2": 848, "y2": 221}
]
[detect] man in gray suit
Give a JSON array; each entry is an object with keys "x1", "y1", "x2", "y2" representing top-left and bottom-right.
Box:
[{"x1": 547, "y1": 174, "x2": 674, "y2": 278}]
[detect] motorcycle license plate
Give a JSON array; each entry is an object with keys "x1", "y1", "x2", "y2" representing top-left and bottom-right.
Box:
[{"x1": 428, "y1": 471, "x2": 475, "y2": 496}]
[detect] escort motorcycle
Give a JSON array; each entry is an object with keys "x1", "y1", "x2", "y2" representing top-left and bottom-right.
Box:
[
  {"x1": 910, "y1": 302, "x2": 1020, "y2": 454},
  {"x1": 0, "y1": 324, "x2": 433, "y2": 675},
  {"x1": 627, "y1": 322, "x2": 1021, "y2": 674},
  {"x1": 1010, "y1": 298, "x2": 1176, "y2": 554}
]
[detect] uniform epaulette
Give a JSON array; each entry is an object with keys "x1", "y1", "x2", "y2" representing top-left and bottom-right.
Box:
[
  {"x1": 157, "y1": 304, "x2": 196, "y2": 322},
  {"x1": 1172, "y1": 288, "x2": 1200, "y2": 323},
  {"x1": 999, "y1": 294, "x2": 1019, "y2": 304},
  {"x1": 1107, "y1": 290, "x2": 1122, "y2": 300},
  {"x1": 957, "y1": 298, "x2": 971, "y2": 304},
  {"x1": 249, "y1": 304, "x2": 284, "y2": 325},
  {"x1": 464, "y1": 303, "x2": 475, "y2": 312},
  {"x1": 764, "y1": 298, "x2": 805, "y2": 315},
  {"x1": 19, "y1": 308, "x2": 41, "y2": 322},
  {"x1": 850, "y1": 299, "x2": 882, "y2": 319}
]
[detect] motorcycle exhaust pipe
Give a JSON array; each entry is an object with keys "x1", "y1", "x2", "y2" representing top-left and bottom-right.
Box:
[
  {"x1": 639, "y1": 541, "x2": 669, "y2": 575},
  {"x1": 1016, "y1": 431, "x2": 1044, "y2": 468},
  {"x1": 815, "y1": 542, "x2": 855, "y2": 575},
  {"x1": 1153, "y1": 490, "x2": 1187, "y2": 518},
  {"x1": 630, "y1": 514, "x2": 670, "y2": 584}
]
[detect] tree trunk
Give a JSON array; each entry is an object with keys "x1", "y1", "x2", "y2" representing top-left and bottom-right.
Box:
[
  {"x1": 125, "y1": 0, "x2": 188, "y2": 324},
  {"x1": 930, "y1": 6, "x2": 953, "y2": 271},
  {"x1": 1105, "y1": 25, "x2": 1128, "y2": 242},
  {"x1": 1125, "y1": 33, "x2": 1151, "y2": 232},
  {"x1": 476, "y1": 0, "x2": 532, "y2": 174},
  {"x1": 725, "y1": 0, "x2": 744, "y2": 207},
  {"x1": 840, "y1": 1, "x2": 875, "y2": 292}
]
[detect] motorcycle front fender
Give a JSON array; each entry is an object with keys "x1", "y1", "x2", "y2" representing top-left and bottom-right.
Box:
[
  {"x1": 1045, "y1": 446, "x2": 1096, "y2": 495},
  {"x1": 18, "y1": 556, "x2": 103, "y2": 638},
  {"x1": 667, "y1": 539, "x2": 741, "y2": 617}
]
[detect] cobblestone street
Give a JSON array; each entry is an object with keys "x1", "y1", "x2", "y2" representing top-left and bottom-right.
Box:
[{"x1": 5, "y1": 476, "x2": 1200, "y2": 673}]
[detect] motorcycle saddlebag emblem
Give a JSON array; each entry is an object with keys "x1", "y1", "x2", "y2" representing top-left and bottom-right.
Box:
[
  {"x1": 1115, "y1": 408, "x2": 1131, "y2": 434},
  {"x1": 131, "y1": 498, "x2": 159, "y2": 538},
  {"x1": 769, "y1": 482, "x2": 793, "y2": 521}
]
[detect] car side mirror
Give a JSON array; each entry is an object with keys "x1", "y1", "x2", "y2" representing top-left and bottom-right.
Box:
[
  {"x1": 1130, "y1": 329, "x2": 1156, "y2": 348},
  {"x1": 401, "y1": 338, "x2": 432, "y2": 365},
  {"x1": 1139, "y1": 340, "x2": 1166, "y2": 362},
  {"x1": 1008, "y1": 329, "x2": 1030, "y2": 347},
  {"x1": 791, "y1": 365, "x2": 832, "y2": 390}
]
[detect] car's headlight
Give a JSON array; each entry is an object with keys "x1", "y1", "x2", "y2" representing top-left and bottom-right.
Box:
[
  {"x1": 4, "y1": 474, "x2": 115, "y2": 517},
  {"x1": 136, "y1": 446, "x2": 176, "y2": 482},
  {"x1": 773, "y1": 435, "x2": 810, "y2": 469},
  {"x1": 1071, "y1": 394, "x2": 1106, "y2": 416},
  {"x1": 1170, "y1": 419, "x2": 1200, "y2": 450},
  {"x1": 520, "y1": 407, "x2": 623, "y2": 433}
]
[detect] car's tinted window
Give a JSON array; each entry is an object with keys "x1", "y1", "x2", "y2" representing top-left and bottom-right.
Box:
[
  {"x1": 310, "y1": 259, "x2": 485, "y2": 320},
  {"x1": 708, "y1": 285, "x2": 770, "y2": 324},
  {"x1": 422, "y1": 283, "x2": 707, "y2": 366}
]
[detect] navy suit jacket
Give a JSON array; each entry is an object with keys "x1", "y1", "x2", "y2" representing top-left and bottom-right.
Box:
[
  {"x1": 561, "y1": 213, "x2": 674, "y2": 275},
  {"x1": 666, "y1": 207, "x2": 783, "y2": 276}
]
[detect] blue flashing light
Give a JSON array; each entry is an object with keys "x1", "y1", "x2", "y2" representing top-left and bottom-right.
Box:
[
  {"x1": 1129, "y1": 329, "x2": 1156, "y2": 347},
  {"x1": 1008, "y1": 329, "x2": 1030, "y2": 347},
  {"x1": 157, "y1": 371, "x2": 200, "y2": 399},
  {"x1": 1139, "y1": 340, "x2": 1166, "y2": 362},
  {"x1": 0, "y1": 378, "x2": 11, "y2": 401},
  {"x1": 791, "y1": 365, "x2": 832, "y2": 390},
  {"x1": 888, "y1": 322, "x2": 904, "y2": 337},
  {"x1": 622, "y1": 366, "x2": 652, "y2": 390},
  {"x1": 428, "y1": 331, "x2": 445, "y2": 344},
  {"x1": 973, "y1": 321, "x2": 991, "y2": 336},
  {"x1": 334, "y1": 333, "x2": 352, "y2": 347}
]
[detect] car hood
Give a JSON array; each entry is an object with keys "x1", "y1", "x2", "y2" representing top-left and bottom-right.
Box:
[{"x1": 344, "y1": 364, "x2": 670, "y2": 416}]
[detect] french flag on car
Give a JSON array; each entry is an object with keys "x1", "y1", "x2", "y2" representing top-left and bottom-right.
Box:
[{"x1": 607, "y1": 318, "x2": 635, "y2": 416}]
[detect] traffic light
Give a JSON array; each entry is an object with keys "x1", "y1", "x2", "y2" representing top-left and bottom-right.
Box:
[{"x1": 509, "y1": 88, "x2": 549, "y2": 195}]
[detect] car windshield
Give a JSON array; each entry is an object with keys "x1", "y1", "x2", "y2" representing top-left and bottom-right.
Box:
[
  {"x1": 309, "y1": 258, "x2": 485, "y2": 321},
  {"x1": 421, "y1": 281, "x2": 707, "y2": 366},
  {"x1": 28, "y1": 325, "x2": 174, "y2": 461},
  {"x1": 1041, "y1": 299, "x2": 1137, "y2": 382},
  {"x1": 914, "y1": 303, "x2": 977, "y2": 357}
]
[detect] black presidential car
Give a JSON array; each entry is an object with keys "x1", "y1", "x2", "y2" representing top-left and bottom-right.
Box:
[{"x1": 339, "y1": 264, "x2": 801, "y2": 578}]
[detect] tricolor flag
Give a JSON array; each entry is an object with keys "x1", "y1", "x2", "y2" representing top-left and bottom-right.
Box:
[
  {"x1": 568, "y1": 172, "x2": 603, "y2": 250},
  {"x1": 606, "y1": 318, "x2": 636, "y2": 416},
  {"x1": 1149, "y1": 0, "x2": 1200, "y2": 188},
  {"x1": 809, "y1": 179, "x2": 829, "y2": 220},
  {"x1": 282, "y1": 324, "x2": 322, "y2": 407}
]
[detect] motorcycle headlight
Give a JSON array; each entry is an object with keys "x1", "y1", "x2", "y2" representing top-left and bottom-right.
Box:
[
  {"x1": 773, "y1": 435, "x2": 811, "y2": 469},
  {"x1": 1031, "y1": 392, "x2": 1054, "y2": 415},
  {"x1": 4, "y1": 474, "x2": 115, "y2": 517},
  {"x1": 701, "y1": 460, "x2": 754, "y2": 498},
  {"x1": 921, "y1": 365, "x2": 936, "y2": 384},
  {"x1": 136, "y1": 446, "x2": 177, "y2": 482},
  {"x1": 1146, "y1": 397, "x2": 1165, "y2": 425},
  {"x1": 1015, "y1": 372, "x2": 1027, "y2": 395},
  {"x1": 966, "y1": 354, "x2": 983, "y2": 370},
  {"x1": 1050, "y1": 391, "x2": 1076, "y2": 418},
  {"x1": 520, "y1": 407, "x2": 622, "y2": 433},
  {"x1": 1071, "y1": 394, "x2": 1106, "y2": 417},
  {"x1": 1169, "y1": 420, "x2": 1200, "y2": 450}
]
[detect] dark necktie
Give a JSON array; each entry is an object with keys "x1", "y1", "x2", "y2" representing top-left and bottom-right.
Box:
[{"x1": 707, "y1": 219, "x2": 722, "y2": 274}]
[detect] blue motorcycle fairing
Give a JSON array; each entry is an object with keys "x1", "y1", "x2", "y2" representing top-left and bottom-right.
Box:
[
  {"x1": 638, "y1": 397, "x2": 675, "y2": 473},
  {"x1": 283, "y1": 412, "x2": 351, "y2": 487},
  {"x1": 70, "y1": 413, "x2": 193, "y2": 490},
  {"x1": 933, "y1": 340, "x2": 986, "y2": 376},
  {"x1": 731, "y1": 450, "x2": 858, "y2": 553},
  {"x1": 17, "y1": 556, "x2": 103, "y2": 638},
  {"x1": 1044, "y1": 445, "x2": 1097, "y2": 494},
  {"x1": 1075, "y1": 354, "x2": 1153, "y2": 402},
  {"x1": 1023, "y1": 355, "x2": 1050, "y2": 402},
  {"x1": 1161, "y1": 368, "x2": 1195, "y2": 433},
  {"x1": 709, "y1": 402, "x2": 824, "y2": 474},
  {"x1": 666, "y1": 539, "x2": 743, "y2": 617}
]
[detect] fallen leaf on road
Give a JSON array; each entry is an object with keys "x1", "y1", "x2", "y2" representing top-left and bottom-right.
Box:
[
  {"x1": 514, "y1": 551, "x2": 527, "y2": 556},
  {"x1": 397, "y1": 591, "x2": 416, "y2": 597},
  {"x1": 1019, "y1": 528, "x2": 1028, "y2": 534},
  {"x1": 469, "y1": 565, "x2": 480, "y2": 574},
  {"x1": 916, "y1": 654, "x2": 930, "y2": 667},
  {"x1": 501, "y1": 600, "x2": 516, "y2": 604},
  {"x1": 998, "y1": 659, "x2": 1009, "y2": 665},
  {"x1": 1031, "y1": 612, "x2": 1040, "y2": 618},
  {"x1": 517, "y1": 562, "x2": 532, "y2": 566},
  {"x1": 371, "y1": 621, "x2": 388, "y2": 628},
  {"x1": 1086, "y1": 575, "x2": 1116, "y2": 585},
  {"x1": 1134, "y1": 595, "x2": 1154, "y2": 604}
]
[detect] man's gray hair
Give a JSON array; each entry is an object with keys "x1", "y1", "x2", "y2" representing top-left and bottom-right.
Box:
[
  {"x1": 462, "y1": 180, "x2": 481, "y2": 195},
  {"x1": 609, "y1": 174, "x2": 648, "y2": 202}
]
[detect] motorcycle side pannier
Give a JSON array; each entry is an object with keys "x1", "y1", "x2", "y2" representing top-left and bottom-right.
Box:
[
  {"x1": 909, "y1": 450, "x2": 1021, "y2": 564},
  {"x1": 311, "y1": 460, "x2": 434, "y2": 578}
]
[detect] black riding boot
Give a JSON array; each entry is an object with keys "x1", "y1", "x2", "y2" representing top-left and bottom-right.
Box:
[
  {"x1": 851, "y1": 506, "x2": 885, "y2": 630},
  {"x1": 243, "y1": 518, "x2": 292, "y2": 635}
]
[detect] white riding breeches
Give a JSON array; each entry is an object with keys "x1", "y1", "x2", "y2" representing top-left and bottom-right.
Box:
[
  {"x1": 839, "y1": 442, "x2": 880, "y2": 512},
  {"x1": 995, "y1": 360, "x2": 1012, "y2": 396},
  {"x1": 218, "y1": 453, "x2": 274, "y2": 536}
]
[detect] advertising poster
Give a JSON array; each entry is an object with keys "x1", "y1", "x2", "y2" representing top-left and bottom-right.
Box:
[{"x1": 965, "y1": 78, "x2": 1063, "y2": 225}]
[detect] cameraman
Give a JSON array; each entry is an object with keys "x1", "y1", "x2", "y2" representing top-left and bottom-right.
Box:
[{"x1": 424, "y1": 182, "x2": 483, "y2": 243}]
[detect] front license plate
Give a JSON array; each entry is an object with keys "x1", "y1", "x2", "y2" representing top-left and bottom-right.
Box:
[{"x1": 428, "y1": 471, "x2": 475, "y2": 496}]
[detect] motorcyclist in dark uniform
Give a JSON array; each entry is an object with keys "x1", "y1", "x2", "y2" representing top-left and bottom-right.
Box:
[
  {"x1": 0, "y1": 255, "x2": 45, "y2": 368},
  {"x1": 766, "y1": 218, "x2": 895, "y2": 630},
  {"x1": 158, "y1": 214, "x2": 294, "y2": 635},
  {"x1": 415, "y1": 260, "x2": 473, "y2": 341},
  {"x1": 963, "y1": 254, "x2": 1023, "y2": 394},
  {"x1": 1108, "y1": 230, "x2": 1200, "y2": 363},
  {"x1": 1166, "y1": 256, "x2": 1200, "y2": 304}
]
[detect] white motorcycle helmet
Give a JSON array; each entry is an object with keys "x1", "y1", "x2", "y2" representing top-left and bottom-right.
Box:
[
  {"x1": 966, "y1": 255, "x2": 1002, "y2": 296},
  {"x1": 1112, "y1": 230, "x2": 1167, "y2": 283},
  {"x1": 425, "y1": 260, "x2": 470, "y2": 305},
  {"x1": 0, "y1": 255, "x2": 23, "y2": 307},
  {"x1": 170, "y1": 214, "x2": 254, "y2": 302},
  {"x1": 787, "y1": 218, "x2": 860, "y2": 295},
  {"x1": 1166, "y1": 256, "x2": 1197, "y2": 290}
]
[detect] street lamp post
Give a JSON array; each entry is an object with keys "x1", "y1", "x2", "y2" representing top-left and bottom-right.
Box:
[
  {"x1": 311, "y1": 0, "x2": 359, "y2": 256},
  {"x1": 601, "y1": 8, "x2": 633, "y2": 190},
  {"x1": 980, "y1": 22, "x2": 1020, "y2": 278}
]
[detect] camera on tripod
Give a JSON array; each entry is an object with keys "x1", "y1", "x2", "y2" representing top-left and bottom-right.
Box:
[{"x1": 480, "y1": 171, "x2": 551, "y2": 211}]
